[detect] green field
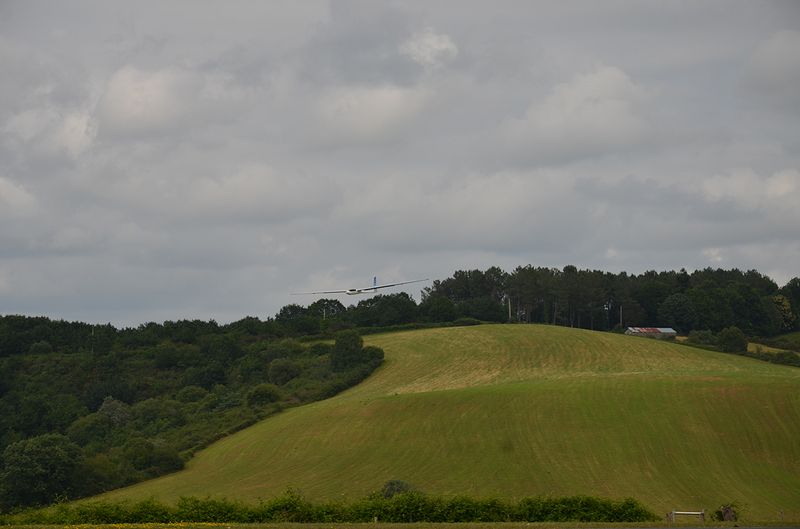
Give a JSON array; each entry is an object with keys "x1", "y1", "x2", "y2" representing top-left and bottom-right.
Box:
[{"x1": 97, "y1": 325, "x2": 800, "y2": 519}]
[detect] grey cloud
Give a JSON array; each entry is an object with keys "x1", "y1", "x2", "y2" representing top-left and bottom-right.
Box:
[
  {"x1": 744, "y1": 30, "x2": 800, "y2": 113},
  {"x1": 1, "y1": 1, "x2": 799, "y2": 325}
]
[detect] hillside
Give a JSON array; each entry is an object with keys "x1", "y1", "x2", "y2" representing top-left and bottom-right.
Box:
[{"x1": 98, "y1": 324, "x2": 800, "y2": 519}]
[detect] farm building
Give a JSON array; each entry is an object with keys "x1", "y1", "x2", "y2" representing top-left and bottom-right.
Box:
[{"x1": 625, "y1": 327, "x2": 678, "y2": 339}]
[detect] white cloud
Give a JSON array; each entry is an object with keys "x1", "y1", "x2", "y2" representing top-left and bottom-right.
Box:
[
  {"x1": 99, "y1": 66, "x2": 198, "y2": 136},
  {"x1": 0, "y1": 177, "x2": 37, "y2": 217},
  {"x1": 338, "y1": 168, "x2": 579, "y2": 253},
  {"x1": 3, "y1": 107, "x2": 96, "y2": 159},
  {"x1": 54, "y1": 111, "x2": 97, "y2": 158},
  {"x1": 315, "y1": 84, "x2": 430, "y2": 143},
  {"x1": 3, "y1": 108, "x2": 53, "y2": 142},
  {"x1": 399, "y1": 27, "x2": 458, "y2": 69},
  {"x1": 702, "y1": 247, "x2": 724, "y2": 264},
  {"x1": 98, "y1": 66, "x2": 252, "y2": 138},
  {"x1": 701, "y1": 168, "x2": 800, "y2": 211},
  {"x1": 501, "y1": 65, "x2": 650, "y2": 161}
]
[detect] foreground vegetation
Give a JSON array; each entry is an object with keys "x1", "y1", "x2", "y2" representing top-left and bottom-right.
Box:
[
  {"x1": 95, "y1": 325, "x2": 800, "y2": 519},
  {"x1": 1, "y1": 491, "x2": 657, "y2": 524},
  {"x1": 0, "y1": 329, "x2": 383, "y2": 507}
]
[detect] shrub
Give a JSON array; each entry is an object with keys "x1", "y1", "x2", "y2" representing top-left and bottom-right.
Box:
[
  {"x1": 28, "y1": 340, "x2": 53, "y2": 355},
  {"x1": 688, "y1": 329, "x2": 716, "y2": 345},
  {"x1": 246, "y1": 384, "x2": 281, "y2": 407},
  {"x1": 712, "y1": 501, "x2": 741, "y2": 521},
  {"x1": 268, "y1": 358, "x2": 301, "y2": 385},
  {"x1": 380, "y1": 479, "x2": 414, "y2": 498},
  {"x1": 2, "y1": 493, "x2": 658, "y2": 524},
  {"x1": 73, "y1": 500, "x2": 129, "y2": 523},
  {"x1": 127, "y1": 498, "x2": 175, "y2": 523},
  {"x1": 175, "y1": 496, "x2": 246, "y2": 522},
  {"x1": 254, "y1": 489, "x2": 316, "y2": 522},
  {"x1": 363, "y1": 345, "x2": 385, "y2": 362},
  {"x1": 718, "y1": 326, "x2": 747, "y2": 353},
  {"x1": 307, "y1": 342, "x2": 334, "y2": 356},
  {"x1": 175, "y1": 385, "x2": 207, "y2": 403},
  {"x1": 331, "y1": 330, "x2": 364, "y2": 371}
]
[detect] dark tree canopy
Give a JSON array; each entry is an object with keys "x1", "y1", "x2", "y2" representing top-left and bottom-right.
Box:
[
  {"x1": 717, "y1": 326, "x2": 748, "y2": 353},
  {"x1": 658, "y1": 293, "x2": 698, "y2": 334},
  {"x1": 0, "y1": 434, "x2": 83, "y2": 507}
]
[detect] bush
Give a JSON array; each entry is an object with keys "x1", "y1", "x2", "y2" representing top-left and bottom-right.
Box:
[
  {"x1": 362, "y1": 345, "x2": 385, "y2": 362},
  {"x1": 175, "y1": 496, "x2": 245, "y2": 522},
  {"x1": 246, "y1": 384, "x2": 281, "y2": 407},
  {"x1": 688, "y1": 329, "x2": 716, "y2": 345},
  {"x1": 28, "y1": 340, "x2": 53, "y2": 355},
  {"x1": 2, "y1": 493, "x2": 658, "y2": 524},
  {"x1": 254, "y1": 489, "x2": 316, "y2": 522},
  {"x1": 718, "y1": 326, "x2": 748, "y2": 353},
  {"x1": 331, "y1": 330, "x2": 364, "y2": 371},
  {"x1": 712, "y1": 501, "x2": 741, "y2": 521},
  {"x1": 380, "y1": 479, "x2": 414, "y2": 498},
  {"x1": 126, "y1": 498, "x2": 176, "y2": 523},
  {"x1": 268, "y1": 358, "x2": 301, "y2": 385},
  {"x1": 454, "y1": 317, "x2": 482, "y2": 326},
  {"x1": 175, "y1": 385, "x2": 207, "y2": 403}
]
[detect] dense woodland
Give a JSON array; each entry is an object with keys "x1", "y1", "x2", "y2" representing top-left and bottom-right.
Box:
[
  {"x1": 1, "y1": 265, "x2": 799, "y2": 510},
  {"x1": 0, "y1": 325, "x2": 383, "y2": 509}
]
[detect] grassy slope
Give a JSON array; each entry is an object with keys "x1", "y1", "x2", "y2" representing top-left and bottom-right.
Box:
[{"x1": 99, "y1": 325, "x2": 800, "y2": 519}]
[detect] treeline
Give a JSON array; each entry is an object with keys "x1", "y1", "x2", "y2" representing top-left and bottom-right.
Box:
[
  {"x1": 2, "y1": 266, "x2": 797, "y2": 361},
  {"x1": 427, "y1": 266, "x2": 799, "y2": 336},
  {"x1": 275, "y1": 266, "x2": 799, "y2": 337},
  {"x1": 3, "y1": 490, "x2": 658, "y2": 524},
  {"x1": 0, "y1": 329, "x2": 382, "y2": 508}
]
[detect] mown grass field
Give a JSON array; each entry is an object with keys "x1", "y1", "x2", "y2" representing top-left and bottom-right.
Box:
[{"x1": 96, "y1": 325, "x2": 800, "y2": 520}]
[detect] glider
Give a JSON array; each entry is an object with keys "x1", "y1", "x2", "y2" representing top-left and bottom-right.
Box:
[{"x1": 292, "y1": 277, "x2": 428, "y2": 296}]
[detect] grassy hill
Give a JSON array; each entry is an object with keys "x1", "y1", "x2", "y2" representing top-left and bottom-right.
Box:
[{"x1": 98, "y1": 324, "x2": 800, "y2": 519}]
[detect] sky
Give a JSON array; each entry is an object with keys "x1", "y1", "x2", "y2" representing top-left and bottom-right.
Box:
[{"x1": 1, "y1": 1, "x2": 799, "y2": 327}]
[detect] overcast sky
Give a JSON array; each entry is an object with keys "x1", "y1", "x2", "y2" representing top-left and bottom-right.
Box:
[{"x1": 1, "y1": 1, "x2": 799, "y2": 326}]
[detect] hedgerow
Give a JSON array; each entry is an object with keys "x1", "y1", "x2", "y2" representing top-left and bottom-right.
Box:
[{"x1": 1, "y1": 491, "x2": 658, "y2": 525}]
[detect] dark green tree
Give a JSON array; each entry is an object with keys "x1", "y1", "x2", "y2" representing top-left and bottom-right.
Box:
[
  {"x1": 772, "y1": 294, "x2": 796, "y2": 332},
  {"x1": 349, "y1": 293, "x2": 418, "y2": 327},
  {"x1": 331, "y1": 330, "x2": 364, "y2": 371},
  {"x1": 275, "y1": 304, "x2": 321, "y2": 335},
  {"x1": 268, "y1": 358, "x2": 301, "y2": 385},
  {"x1": 657, "y1": 293, "x2": 697, "y2": 334},
  {"x1": 418, "y1": 295, "x2": 457, "y2": 322},
  {"x1": 27, "y1": 340, "x2": 53, "y2": 355},
  {"x1": 779, "y1": 277, "x2": 800, "y2": 329},
  {"x1": 246, "y1": 384, "x2": 281, "y2": 407},
  {"x1": 0, "y1": 433, "x2": 83, "y2": 507},
  {"x1": 717, "y1": 326, "x2": 748, "y2": 353},
  {"x1": 307, "y1": 298, "x2": 347, "y2": 320}
]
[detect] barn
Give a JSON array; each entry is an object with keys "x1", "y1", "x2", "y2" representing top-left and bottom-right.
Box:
[{"x1": 624, "y1": 327, "x2": 678, "y2": 339}]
